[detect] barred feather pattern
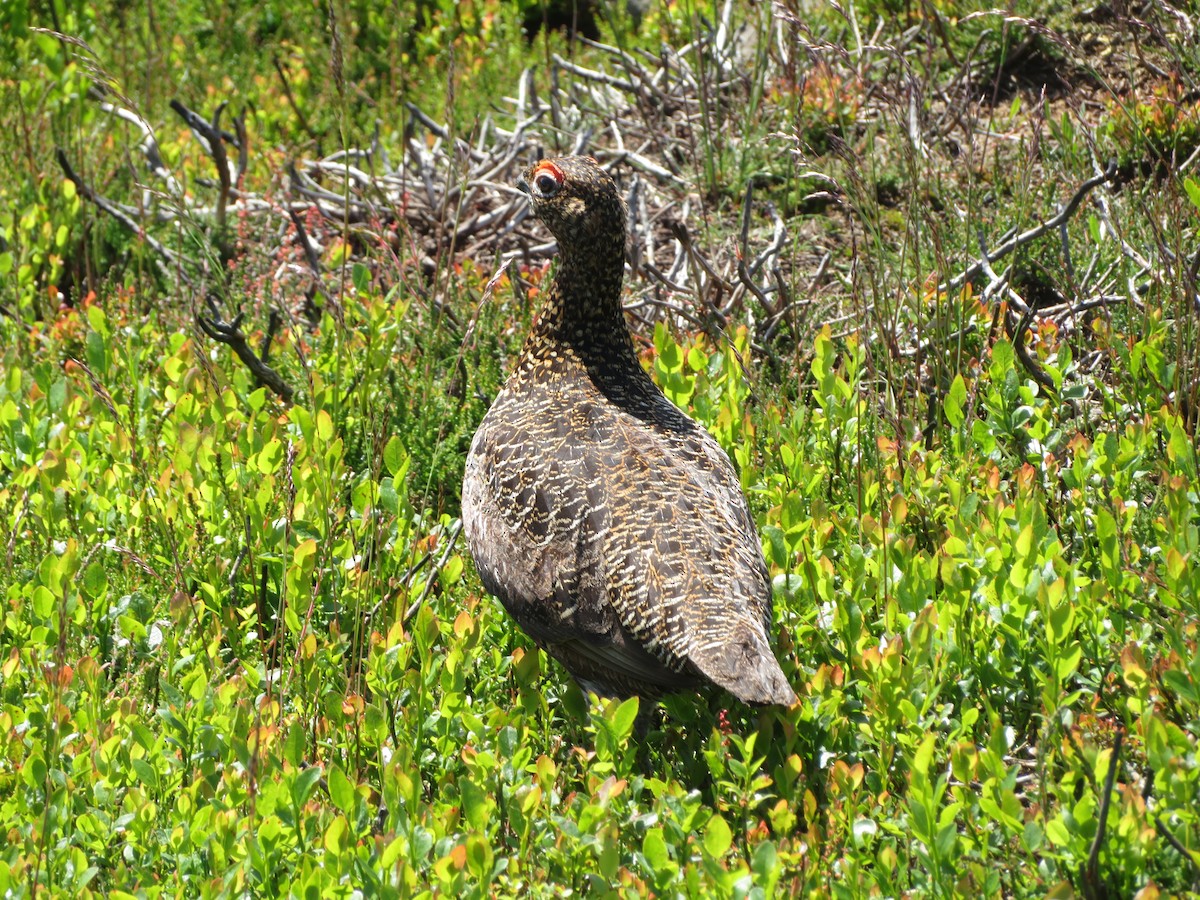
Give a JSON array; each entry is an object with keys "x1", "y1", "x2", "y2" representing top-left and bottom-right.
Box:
[{"x1": 462, "y1": 156, "x2": 796, "y2": 706}]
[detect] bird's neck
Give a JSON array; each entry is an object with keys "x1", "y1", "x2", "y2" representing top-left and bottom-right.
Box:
[{"x1": 523, "y1": 242, "x2": 638, "y2": 369}]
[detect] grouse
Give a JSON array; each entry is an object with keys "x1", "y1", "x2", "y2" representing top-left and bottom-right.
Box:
[{"x1": 462, "y1": 156, "x2": 796, "y2": 707}]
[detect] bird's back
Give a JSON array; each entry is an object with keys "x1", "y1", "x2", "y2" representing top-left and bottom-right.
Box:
[{"x1": 463, "y1": 349, "x2": 794, "y2": 705}]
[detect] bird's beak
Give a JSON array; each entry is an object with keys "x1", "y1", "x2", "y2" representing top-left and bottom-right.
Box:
[{"x1": 517, "y1": 174, "x2": 531, "y2": 196}]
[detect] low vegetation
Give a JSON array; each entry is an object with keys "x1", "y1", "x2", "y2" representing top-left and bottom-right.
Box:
[{"x1": 1, "y1": 0, "x2": 1198, "y2": 895}]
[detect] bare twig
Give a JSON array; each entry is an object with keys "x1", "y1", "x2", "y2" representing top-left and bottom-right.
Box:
[
  {"x1": 1155, "y1": 815, "x2": 1200, "y2": 877},
  {"x1": 1080, "y1": 730, "x2": 1123, "y2": 900},
  {"x1": 288, "y1": 208, "x2": 323, "y2": 276},
  {"x1": 403, "y1": 522, "x2": 464, "y2": 624},
  {"x1": 196, "y1": 298, "x2": 297, "y2": 404},
  {"x1": 56, "y1": 149, "x2": 190, "y2": 284},
  {"x1": 945, "y1": 163, "x2": 1118, "y2": 295},
  {"x1": 170, "y1": 99, "x2": 235, "y2": 231},
  {"x1": 273, "y1": 54, "x2": 319, "y2": 144}
]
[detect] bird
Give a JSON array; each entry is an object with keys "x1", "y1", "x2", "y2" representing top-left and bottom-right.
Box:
[{"x1": 462, "y1": 156, "x2": 796, "y2": 708}]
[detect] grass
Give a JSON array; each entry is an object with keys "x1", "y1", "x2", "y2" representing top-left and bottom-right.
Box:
[{"x1": 2, "y1": 0, "x2": 1199, "y2": 895}]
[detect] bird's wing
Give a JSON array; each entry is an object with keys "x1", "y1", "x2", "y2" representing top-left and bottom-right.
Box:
[
  {"x1": 590, "y1": 407, "x2": 774, "y2": 662},
  {"x1": 464, "y1": 385, "x2": 790, "y2": 703}
]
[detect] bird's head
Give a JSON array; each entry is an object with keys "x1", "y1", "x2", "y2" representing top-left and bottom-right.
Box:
[{"x1": 519, "y1": 156, "x2": 626, "y2": 251}]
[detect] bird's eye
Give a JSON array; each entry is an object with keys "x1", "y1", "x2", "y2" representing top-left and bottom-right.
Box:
[{"x1": 533, "y1": 164, "x2": 563, "y2": 196}]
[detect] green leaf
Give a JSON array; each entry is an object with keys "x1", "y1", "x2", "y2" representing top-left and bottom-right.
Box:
[
  {"x1": 48, "y1": 377, "x2": 66, "y2": 414},
  {"x1": 460, "y1": 777, "x2": 490, "y2": 831},
  {"x1": 608, "y1": 695, "x2": 640, "y2": 744},
  {"x1": 383, "y1": 435, "x2": 408, "y2": 478},
  {"x1": 352, "y1": 262, "x2": 372, "y2": 293},
  {"x1": 131, "y1": 758, "x2": 159, "y2": 792},
  {"x1": 284, "y1": 722, "x2": 306, "y2": 767},
  {"x1": 945, "y1": 374, "x2": 967, "y2": 427},
  {"x1": 642, "y1": 827, "x2": 672, "y2": 874},
  {"x1": 292, "y1": 766, "x2": 323, "y2": 809},
  {"x1": 1185, "y1": 176, "x2": 1200, "y2": 211},
  {"x1": 990, "y1": 339, "x2": 1015, "y2": 379},
  {"x1": 327, "y1": 764, "x2": 355, "y2": 815},
  {"x1": 86, "y1": 304, "x2": 109, "y2": 338},
  {"x1": 1046, "y1": 601, "x2": 1074, "y2": 645},
  {"x1": 762, "y1": 525, "x2": 787, "y2": 569},
  {"x1": 294, "y1": 538, "x2": 318, "y2": 567},
  {"x1": 316, "y1": 409, "x2": 334, "y2": 441},
  {"x1": 703, "y1": 813, "x2": 732, "y2": 859},
  {"x1": 751, "y1": 839, "x2": 777, "y2": 881},
  {"x1": 81, "y1": 562, "x2": 107, "y2": 601},
  {"x1": 465, "y1": 833, "x2": 493, "y2": 879},
  {"x1": 653, "y1": 322, "x2": 681, "y2": 372},
  {"x1": 912, "y1": 731, "x2": 937, "y2": 777},
  {"x1": 379, "y1": 477, "x2": 399, "y2": 514},
  {"x1": 323, "y1": 815, "x2": 347, "y2": 854},
  {"x1": 1055, "y1": 642, "x2": 1083, "y2": 681},
  {"x1": 380, "y1": 836, "x2": 407, "y2": 869}
]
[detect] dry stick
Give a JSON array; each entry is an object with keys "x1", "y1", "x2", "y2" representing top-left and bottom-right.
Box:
[
  {"x1": 552, "y1": 53, "x2": 637, "y2": 93},
  {"x1": 259, "y1": 310, "x2": 284, "y2": 363},
  {"x1": 578, "y1": 36, "x2": 673, "y2": 108},
  {"x1": 205, "y1": 124, "x2": 232, "y2": 218},
  {"x1": 403, "y1": 521, "x2": 464, "y2": 624},
  {"x1": 1187, "y1": 245, "x2": 1200, "y2": 315},
  {"x1": 749, "y1": 204, "x2": 788, "y2": 279},
  {"x1": 96, "y1": 94, "x2": 182, "y2": 198},
  {"x1": 1155, "y1": 815, "x2": 1200, "y2": 877},
  {"x1": 974, "y1": 232, "x2": 1051, "y2": 391},
  {"x1": 273, "y1": 54, "x2": 319, "y2": 144},
  {"x1": 56, "y1": 149, "x2": 190, "y2": 284},
  {"x1": 233, "y1": 109, "x2": 249, "y2": 186},
  {"x1": 600, "y1": 148, "x2": 690, "y2": 188},
  {"x1": 288, "y1": 208, "x2": 324, "y2": 277},
  {"x1": 169, "y1": 99, "x2": 235, "y2": 232},
  {"x1": 1006, "y1": 306, "x2": 1056, "y2": 393},
  {"x1": 738, "y1": 259, "x2": 779, "y2": 320},
  {"x1": 738, "y1": 179, "x2": 754, "y2": 265},
  {"x1": 974, "y1": 223, "x2": 1051, "y2": 393},
  {"x1": 943, "y1": 162, "x2": 1118, "y2": 295},
  {"x1": 1080, "y1": 729, "x2": 1123, "y2": 900},
  {"x1": 1039, "y1": 294, "x2": 1128, "y2": 320},
  {"x1": 196, "y1": 299, "x2": 297, "y2": 405}
]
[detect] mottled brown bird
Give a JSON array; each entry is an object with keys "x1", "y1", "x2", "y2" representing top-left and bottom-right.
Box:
[{"x1": 462, "y1": 156, "x2": 796, "y2": 707}]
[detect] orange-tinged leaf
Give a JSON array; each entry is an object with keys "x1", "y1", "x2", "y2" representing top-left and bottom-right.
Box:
[
  {"x1": 1166, "y1": 547, "x2": 1187, "y2": 582},
  {"x1": 300, "y1": 633, "x2": 317, "y2": 659},
  {"x1": 453, "y1": 610, "x2": 474, "y2": 638},
  {"x1": 1120, "y1": 643, "x2": 1148, "y2": 691}
]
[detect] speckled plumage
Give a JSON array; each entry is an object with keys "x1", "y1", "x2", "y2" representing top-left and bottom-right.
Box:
[{"x1": 462, "y1": 156, "x2": 796, "y2": 706}]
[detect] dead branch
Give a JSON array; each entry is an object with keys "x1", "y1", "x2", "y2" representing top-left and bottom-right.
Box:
[
  {"x1": 273, "y1": 54, "x2": 319, "y2": 144},
  {"x1": 1004, "y1": 306, "x2": 1055, "y2": 394},
  {"x1": 945, "y1": 162, "x2": 1118, "y2": 296},
  {"x1": 169, "y1": 99, "x2": 236, "y2": 231},
  {"x1": 1079, "y1": 729, "x2": 1123, "y2": 900},
  {"x1": 59, "y1": 21, "x2": 825, "y2": 396},
  {"x1": 197, "y1": 297, "x2": 297, "y2": 405},
  {"x1": 56, "y1": 148, "x2": 190, "y2": 285},
  {"x1": 403, "y1": 521, "x2": 464, "y2": 624},
  {"x1": 288, "y1": 209, "x2": 324, "y2": 277}
]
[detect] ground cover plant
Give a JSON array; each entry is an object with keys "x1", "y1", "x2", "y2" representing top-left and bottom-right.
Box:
[{"x1": 1, "y1": 0, "x2": 1199, "y2": 895}]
